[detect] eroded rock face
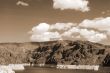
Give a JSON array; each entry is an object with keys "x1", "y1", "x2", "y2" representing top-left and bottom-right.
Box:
[
  {"x1": 29, "y1": 40, "x2": 110, "y2": 66},
  {"x1": 0, "y1": 40, "x2": 110, "y2": 66},
  {"x1": 102, "y1": 53, "x2": 110, "y2": 66}
]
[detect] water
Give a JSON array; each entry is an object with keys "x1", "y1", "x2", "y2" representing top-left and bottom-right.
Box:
[{"x1": 15, "y1": 66, "x2": 110, "y2": 73}]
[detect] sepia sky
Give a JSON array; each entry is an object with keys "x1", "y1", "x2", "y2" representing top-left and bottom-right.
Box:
[{"x1": 0, "y1": 0, "x2": 110, "y2": 43}]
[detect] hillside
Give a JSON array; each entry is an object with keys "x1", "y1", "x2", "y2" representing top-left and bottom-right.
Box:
[
  {"x1": 0, "y1": 40, "x2": 110, "y2": 66},
  {"x1": 0, "y1": 42, "x2": 39, "y2": 64}
]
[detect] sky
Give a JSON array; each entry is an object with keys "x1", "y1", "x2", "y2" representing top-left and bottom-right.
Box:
[{"x1": 0, "y1": 0, "x2": 110, "y2": 44}]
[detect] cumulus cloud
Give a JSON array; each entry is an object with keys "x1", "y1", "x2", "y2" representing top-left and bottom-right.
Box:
[
  {"x1": 32, "y1": 23, "x2": 50, "y2": 34},
  {"x1": 30, "y1": 22, "x2": 107, "y2": 43},
  {"x1": 80, "y1": 29, "x2": 107, "y2": 42},
  {"x1": 62, "y1": 27, "x2": 107, "y2": 42},
  {"x1": 30, "y1": 32, "x2": 61, "y2": 42},
  {"x1": 16, "y1": 1, "x2": 29, "y2": 6},
  {"x1": 78, "y1": 17, "x2": 110, "y2": 43},
  {"x1": 79, "y1": 17, "x2": 110, "y2": 32},
  {"x1": 53, "y1": 0, "x2": 90, "y2": 12},
  {"x1": 30, "y1": 23, "x2": 62, "y2": 42},
  {"x1": 50, "y1": 23, "x2": 77, "y2": 31}
]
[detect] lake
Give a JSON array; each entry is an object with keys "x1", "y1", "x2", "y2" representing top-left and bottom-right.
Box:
[{"x1": 15, "y1": 66, "x2": 110, "y2": 73}]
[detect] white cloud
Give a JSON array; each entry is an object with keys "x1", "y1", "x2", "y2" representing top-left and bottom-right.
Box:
[
  {"x1": 32, "y1": 23, "x2": 50, "y2": 34},
  {"x1": 53, "y1": 0, "x2": 90, "y2": 12},
  {"x1": 62, "y1": 27, "x2": 107, "y2": 42},
  {"x1": 50, "y1": 23, "x2": 77, "y2": 31},
  {"x1": 78, "y1": 17, "x2": 110, "y2": 43},
  {"x1": 16, "y1": 1, "x2": 29, "y2": 6},
  {"x1": 30, "y1": 23, "x2": 62, "y2": 42},
  {"x1": 30, "y1": 32, "x2": 61, "y2": 42},
  {"x1": 80, "y1": 29, "x2": 107, "y2": 42},
  {"x1": 30, "y1": 22, "x2": 107, "y2": 42},
  {"x1": 79, "y1": 17, "x2": 110, "y2": 32}
]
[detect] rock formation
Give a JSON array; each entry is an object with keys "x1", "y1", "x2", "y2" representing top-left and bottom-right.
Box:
[{"x1": 0, "y1": 40, "x2": 110, "y2": 66}]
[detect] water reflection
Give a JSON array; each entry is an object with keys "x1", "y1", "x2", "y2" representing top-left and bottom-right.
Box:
[{"x1": 16, "y1": 66, "x2": 110, "y2": 73}]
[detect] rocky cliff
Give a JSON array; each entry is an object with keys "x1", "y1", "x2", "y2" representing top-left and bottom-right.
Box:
[{"x1": 0, "y1": 40, "x2": 110, "y2": 66}]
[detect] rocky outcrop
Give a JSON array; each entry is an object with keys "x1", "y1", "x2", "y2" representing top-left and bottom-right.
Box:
[
  {"x1": 0, "y1": 40, "x2": 110, "y2": 66},
  {"x1": 29, "y1": 40, "x2": 110, "y2": 66}
]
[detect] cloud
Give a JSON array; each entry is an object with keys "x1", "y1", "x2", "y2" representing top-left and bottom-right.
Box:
[
  {"x1": 30, "y1": 22, "x2": 107, "y2": 43},
  {"x1": 62, "y1": 27, "x2": 107, "y2": 42},
  {"x1": 30, "y1": 23, "x2": 62, "y2": 42},
  {"x1": 80, "y1": 29, "x2": 107, "y2": 42},
  {"x1": 79, "y1": 17, "x2": 110, "y2": 32},
  {"x1": 32, "y1": 23, "x2": 50, "y2": 34},
  {"x1": 78, "y1": 17, "x2": 110, "y2": 43},
  {"x1": 30, "y1": 32, "x2": 61, "y2": 42},
  {"x1": 50, "y1": 23, "x2": 77, "y2": 31},
  {"x1": 16, "y1": 1, "x2": 29, "y2": 6},
  {"x1": 53, "y1": 0, "x2": 90, "y2": 12}
]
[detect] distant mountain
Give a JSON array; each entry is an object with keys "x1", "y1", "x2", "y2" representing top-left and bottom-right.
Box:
[{"x1": 0, "y1": 40, "x2": 110, "y2": 66}]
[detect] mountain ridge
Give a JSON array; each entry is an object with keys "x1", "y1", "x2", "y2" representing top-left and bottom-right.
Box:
[{"x1": 0, "y1": 40, "x2": 110, "y2": 66}]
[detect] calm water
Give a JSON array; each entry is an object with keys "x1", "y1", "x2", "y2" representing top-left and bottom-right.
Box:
[{"x1": 15, "y1": 66, "x2": 110, "y2": 73}]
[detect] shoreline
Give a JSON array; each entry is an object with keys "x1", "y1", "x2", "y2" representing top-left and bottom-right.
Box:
[
  {"x1": 0, "y1": 63, "x2": 100, "y2": 70},
  {"x1": 0, "y1": 63, "x2": 101, "y2": 73}
]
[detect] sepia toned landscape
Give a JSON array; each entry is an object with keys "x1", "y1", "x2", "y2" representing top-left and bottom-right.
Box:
[
  {"x1": 0, "y1": 40, "x2": 110, "y2": 73},
  {"x1": 0, "y1": 0, "x2": 110, "y2": 73}
]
